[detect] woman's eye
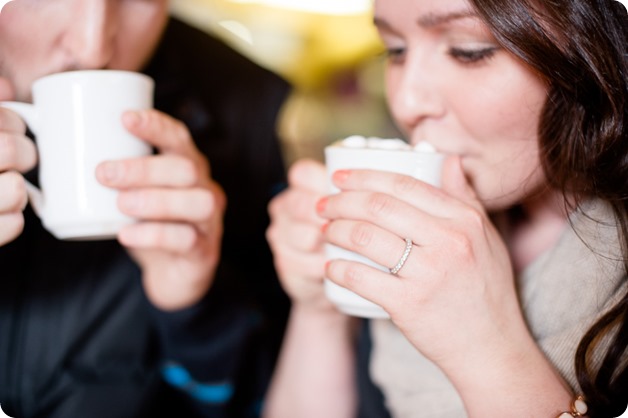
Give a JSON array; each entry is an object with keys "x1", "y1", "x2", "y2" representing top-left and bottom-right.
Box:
[
  {"x1": 449, "y1": 46, "x2": 498, "y2": 64},
  {"x1": 384, "y1": 47, "x2": 406, "y2": 63}
]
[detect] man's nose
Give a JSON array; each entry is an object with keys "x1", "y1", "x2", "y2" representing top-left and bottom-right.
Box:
[{"x1": 62, "y1": 0, "x2": 116, "y2": 69}]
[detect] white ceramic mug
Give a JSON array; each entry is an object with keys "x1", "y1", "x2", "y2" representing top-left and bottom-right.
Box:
[
  {"x1": 0, "y1": 70, "x2": 154, "y2": 240},
  {"x1": 324, "y1": 137, "x2": 445, "y2": 318}
]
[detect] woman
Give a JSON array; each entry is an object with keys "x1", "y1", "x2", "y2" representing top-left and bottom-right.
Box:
[{"x1": 263, "y1": 0, "x2": 627, "y2": 416}]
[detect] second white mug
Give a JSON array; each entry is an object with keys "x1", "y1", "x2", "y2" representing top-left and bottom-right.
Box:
[{"x1": 324, "y1": 137, "x2": 445, "y2": 318}]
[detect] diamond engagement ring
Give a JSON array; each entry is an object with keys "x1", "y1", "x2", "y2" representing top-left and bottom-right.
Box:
[{"x1": 389, "y1": 238, "x2": 413, "y2": 275}]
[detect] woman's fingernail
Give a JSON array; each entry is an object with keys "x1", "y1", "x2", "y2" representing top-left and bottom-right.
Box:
[
  {"x1": 321, "y1": 222, "x2": 329, "y2": 233},
  {"x1": 316, "y1": 197, "x2": 328, "y2": 213},
  {"x1": 332, "y1": 170, "x2": 350, "y2": 184}
]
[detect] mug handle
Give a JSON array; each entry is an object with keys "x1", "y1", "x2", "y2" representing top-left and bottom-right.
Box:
[{"x1": 0, "y1": 101, "x2": 45, "y2": 217}]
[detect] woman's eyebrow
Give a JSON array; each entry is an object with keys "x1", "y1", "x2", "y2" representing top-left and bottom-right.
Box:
[
  {"x1": 373, "y1": 17, "x2": 392, "y2": 30},
  {"x1": 374, "y1": 10, "x2": 478, "y2": 31},
  {"x1": 417, "y1": 10, "x2": 478, "y2": 28}
]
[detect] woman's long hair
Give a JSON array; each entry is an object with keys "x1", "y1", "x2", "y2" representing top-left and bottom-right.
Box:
[{"x1": 468, "y1": 0, "x2": 628, "y2": 415}]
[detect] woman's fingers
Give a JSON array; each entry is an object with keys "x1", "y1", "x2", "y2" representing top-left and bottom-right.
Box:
[
  {"x1": 269, "y1": 186, "x2": 325, "y2": 226},
  {"x1": 267, "y1": 215, "x2": 324, "y2": 253},
  {"x1": 325, "y1": 258, "x2": 405, "y2": 311},
  {"x1": 324, "y1": 219, "x2": 423, "y2": 277},
  {"x1": 267, "y1": 181, "x2": 327, "y2": 254},
  {"x1": 288, "y1": 159, "x2": 328, "y2": 193},
  {"x1": 318, "y1": 190, "x2": 443, "y2": 247},
  {"x1": 329, "y1": 155, "x2": 483, "y2": 218},
  {"x1": 272, "y1": 241, "x2": 327, "y2": 283}
]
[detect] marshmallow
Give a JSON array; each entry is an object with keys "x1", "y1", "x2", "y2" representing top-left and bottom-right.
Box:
[{"x1": 335, "y1": 135, "x2": 437, "y2": 153}]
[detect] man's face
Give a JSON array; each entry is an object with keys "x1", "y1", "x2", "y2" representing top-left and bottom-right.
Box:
[{"x1": 0, "y1": 0, "x2": 169, "y2": 102}]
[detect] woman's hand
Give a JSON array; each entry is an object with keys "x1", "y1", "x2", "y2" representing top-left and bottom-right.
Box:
[
  {"x1": 266, "y1": 159, "x2": 334, "y2": 311},
  {"x1": 320, "y1": 155, "x2": 578, "y2": 417},
  {"x1": 264, "y1": 159, "x2": 358, "y2": 418},
  {"x1": 319, "y1": 156, "x2": 528, "y2": 371},
  {"x1": 96, "y1": 109, "x2": 226, "y2": 311}
]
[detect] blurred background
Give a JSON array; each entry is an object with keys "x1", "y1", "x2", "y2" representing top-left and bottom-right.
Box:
[{"x1": 170, "y1": 0, "x2": 401, "y2": 165}]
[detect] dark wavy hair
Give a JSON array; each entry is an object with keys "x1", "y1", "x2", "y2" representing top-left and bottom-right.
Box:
[{"x1": 468, "y1": 0, "x2": 628, "y2": 416}]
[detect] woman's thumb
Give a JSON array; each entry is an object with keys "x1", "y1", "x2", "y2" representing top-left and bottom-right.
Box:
[{"x1": 441, "y1": 155, "x2": 479, "y2": 205}]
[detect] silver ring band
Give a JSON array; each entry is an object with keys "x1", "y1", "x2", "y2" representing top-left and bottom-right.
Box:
[{"x1": 389, "y1": 238, "x2": 413, "y2": 275}]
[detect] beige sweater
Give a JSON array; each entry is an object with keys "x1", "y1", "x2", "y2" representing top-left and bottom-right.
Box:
[{"x1": 370, "y1": 200, "x2": 626, "y2": 418}]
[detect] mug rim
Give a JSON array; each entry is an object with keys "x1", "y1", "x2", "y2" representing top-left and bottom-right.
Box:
[
  {"x1": 33, "y1": 70, "x2": 154, "y2": 89},
  {"x1": 324, "y1": 144, "x2": 446, "y2": 157}
]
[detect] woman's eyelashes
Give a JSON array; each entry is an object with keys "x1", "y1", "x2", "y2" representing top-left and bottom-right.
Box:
[
  {"x1": 384, "y1": 47, "x2": 406, "y2": 63},
  {"x1": 448, "y1": 45, "x2": 499, "y2": 64},
  {"x1": 382, "y1": 41, "x2": 499, "y2": 66}
]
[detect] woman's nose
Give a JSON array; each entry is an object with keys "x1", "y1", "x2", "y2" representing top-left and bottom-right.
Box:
[
  {"x1": 387, "y1": 51, "x2": 444, "y2": 132},
  {"x1": 62, "y1": 0, "x2": 117, "y2": 69}
]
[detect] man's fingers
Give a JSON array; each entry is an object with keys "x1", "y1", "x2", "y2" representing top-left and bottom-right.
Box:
[
  {"x1": 96, "y1": 154, "x2": 202, "y2": 189},
  {"x1": 0, "y1": 132, "x2": 37, "y2": 172},
  {"x1": 117, "y1": 188, "x2": 217, "y2": 223},
  {"x1": 0, "y1": 171, "x2": 27, "y2": 212},
  {"x1": 119, "y1": 222, "x2": 199, "y2": 254},
  {"x1": 0, "y1": 212, "x2": 24, "y2": 246},
  {"x1": 122, "y1": 109, "x2": 196, "y2": 155}
]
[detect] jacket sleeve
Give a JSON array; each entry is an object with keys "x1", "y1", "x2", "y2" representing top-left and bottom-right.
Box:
[{"x1": 147, "y1": 265, "x2": 269, "y2": 418}]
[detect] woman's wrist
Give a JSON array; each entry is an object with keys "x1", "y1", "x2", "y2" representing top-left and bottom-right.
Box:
[
  {"x1": 443, "y1": 327, "x2": 575, "y2": 417},
  {"x1": 291, "y1": 300, "x2": 353, "y2": 327},
  {"x1": 557, "y1": 395, "x2": 588, "y2": 418}
]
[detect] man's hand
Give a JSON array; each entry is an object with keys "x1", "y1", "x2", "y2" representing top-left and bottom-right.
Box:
[
  {"x1": 96, "y1": 109, "x2": 226, "y2": 311},
  {"x1": 0, "y1": 77, "x2": 37, "y2": 246}
]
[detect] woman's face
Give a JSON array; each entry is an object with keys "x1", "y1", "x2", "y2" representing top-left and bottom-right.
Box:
[
  {"x1": 0, "y1": 0, "x2": 169, "y2": 102},
  {"x1": 375, "y1": 0, "x2": 549, "y2": 210}
]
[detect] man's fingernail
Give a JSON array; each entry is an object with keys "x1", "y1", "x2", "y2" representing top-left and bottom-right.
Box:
[
  {"x1": 99, "y1": 162, "x2": 121, "y2": 183},
  {"x1": 123, "y1": 111, "x2": 142, "y2": 127}
]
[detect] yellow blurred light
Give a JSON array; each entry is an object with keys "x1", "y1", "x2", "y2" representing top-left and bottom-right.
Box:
[
  {"x1": 228, "y1": 0, "x2": 371, "y2": 15},
  {"x1": 217, "y1": 20, "x2": 254, "y2": 44},
  {"x1": 171, "y1": 0, "x2": 383, "y2": 89}
]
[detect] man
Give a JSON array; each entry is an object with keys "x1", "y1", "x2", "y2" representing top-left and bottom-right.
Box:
[{"x1": 0, "y1": 1, "x2": 290, "y2": 417}]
